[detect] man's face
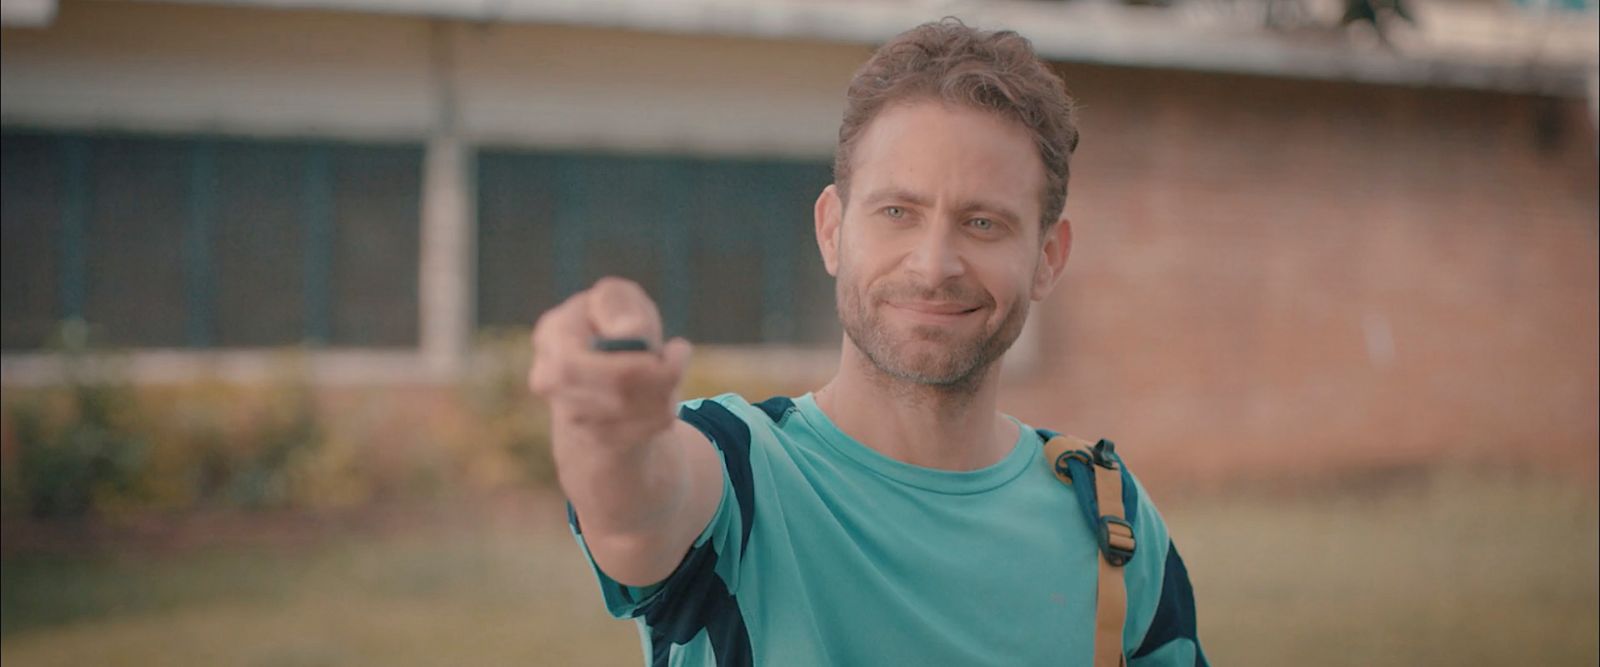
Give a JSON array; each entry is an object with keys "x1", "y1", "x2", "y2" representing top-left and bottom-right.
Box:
[{"x1": 817, "y1": 100, "x2": 1069, "y2": 388}]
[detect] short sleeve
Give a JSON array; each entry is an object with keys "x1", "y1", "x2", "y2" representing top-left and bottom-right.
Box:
[
  {"x1": 568, "y1": 395, "x2": 756, "y2": 620},
  {"x1": 568, "y1": 471, "x2": 738, "y2": 618},
  {"x1": 1122, "y1": 470, "x2": 1209, "y2": 666}
]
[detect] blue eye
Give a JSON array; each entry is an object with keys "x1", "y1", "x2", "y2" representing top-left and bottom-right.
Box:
[
  {"x1": 969, "y1": 218, "x2": 994, "y2": 230},
  {"x1": 884, "y1": 206, "x2": 905, "y2": 219}
]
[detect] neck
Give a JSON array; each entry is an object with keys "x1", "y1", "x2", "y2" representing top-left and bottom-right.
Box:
[{"x1": 813, "y1": 337, "x2": 1017, "y2": 471}]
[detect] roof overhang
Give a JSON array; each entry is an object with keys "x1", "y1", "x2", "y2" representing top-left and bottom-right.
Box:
[{"x1": 9, "y1": 0, "x2": 1599, "y2": 96}]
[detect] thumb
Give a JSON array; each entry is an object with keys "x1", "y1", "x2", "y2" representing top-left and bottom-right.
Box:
[{"x1": 588, "y1": 278, "x2": 663, "y2": 345}]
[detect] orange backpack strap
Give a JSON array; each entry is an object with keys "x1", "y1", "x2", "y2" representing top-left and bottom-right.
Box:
[{"x1": 1043, "y1": 435, "x2": 1134, "y2": 667}]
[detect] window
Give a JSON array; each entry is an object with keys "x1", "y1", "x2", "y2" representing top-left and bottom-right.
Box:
[
  {"x1": 1, "y1": 132, "x2": 65, "y2": 350},
  {"x1": 476, "y1": 149, "x2": 836, "y2": 345},
  {"x1": 0, "y1": 130, "x2": 422, "y2": 350}
]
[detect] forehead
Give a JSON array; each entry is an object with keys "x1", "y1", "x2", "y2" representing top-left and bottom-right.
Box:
[{"x1": 848, "y1": 101, "x2": 1046, "y2": 217}]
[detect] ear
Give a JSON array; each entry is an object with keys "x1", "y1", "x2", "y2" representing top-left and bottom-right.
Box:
[
  {"x1": 815, "y1": 184, "x2": 844, "y2": 277},
  {"x1": 1030, "y1": 215, "x2": 1072, "y2": 301}
]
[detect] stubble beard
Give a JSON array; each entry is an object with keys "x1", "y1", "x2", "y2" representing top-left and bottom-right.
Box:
[{"x1": 836, "y1": 266, "x2": 1030, "y2": 395}]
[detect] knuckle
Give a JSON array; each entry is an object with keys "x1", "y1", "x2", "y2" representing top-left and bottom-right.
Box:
[
  {"x1": 597, "y1": 370, "x2": 632, "y2": 398},
  {"x1": 534, "y1": 358, "x2": 572, "y2": 393},
  {"x1": 530, "y1": 315, "x2": 559, "y2": 347},
  {"x1": 595, "y1": 276, "x2": 639, "y2": 292},
  {"x1": 613, "y1": 361, "x2": 649, "y2": 387},
  {"x1": 567, "y1": 361, "x2": 616, "y2": 396},
  {"x1": 530, "y1": 321, "x2": 556, "y2": 346}
]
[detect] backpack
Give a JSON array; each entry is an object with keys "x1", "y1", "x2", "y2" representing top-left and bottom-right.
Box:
[{"x1": 1039, "y1": 433, "x2": 1136, "y2": 667}]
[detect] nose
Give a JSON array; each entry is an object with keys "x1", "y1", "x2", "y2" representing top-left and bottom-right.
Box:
[{"x1": 903, "y1": 225, "x2": 965, "y2": 286}]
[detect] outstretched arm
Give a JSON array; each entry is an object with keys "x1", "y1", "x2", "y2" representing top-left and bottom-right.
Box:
[{"x1": 529, "y1": 277, "x2": 725, "y2": 587}]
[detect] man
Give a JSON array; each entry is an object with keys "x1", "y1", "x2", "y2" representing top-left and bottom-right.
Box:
[{"x1": 529, "y1": 19, "x2": 1207, "y2": 666}]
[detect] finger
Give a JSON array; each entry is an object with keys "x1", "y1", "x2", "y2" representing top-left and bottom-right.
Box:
[
  {"x1": 552, "y1": 386, "x2": 628, "y2": 421},
  {"x1": 552, "y1": 347, "x2": 680, "y2": 418},
  {"x1": 660, "y1": 337, "x2": 692, "y2": 384},
  {"x1": 531, "y1": 294, "x2": 599, "y2": 386},
  {"x1": 528, "y1": 347, "x2": 574, "y2": 397},
  {"x1": 562, "y1": 351, "x2": 662, "y2": 395},
  {"x1": 532, "y1": 291, "x2": 610, "y2": 397},
  {"x1": 587, "y1": 277, "x2": 662, "y2": 346},
  {"x1": 554, "y1": 385, "x2": 673, "y2": 435},
  {"x1": 535, "y1": 291, "x2": 596, "y2": 348}
]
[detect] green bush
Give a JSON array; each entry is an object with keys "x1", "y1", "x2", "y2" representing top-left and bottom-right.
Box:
[
  {"x1": 1, "y1": 341, "x2": 539, "y2": 516},
  {"x1": 0, "y1": 325, "x2": 826, "y2": 519},
  {"x1": 461, "y1": 328, "x2": 555, "y2": 488},
  {"x1": 10, "y1": 382, "x2": 147, "y2": 518},
  {"x1": 6, "y1": 325, "x2": 149, "y2": 518},
  {"x1": 4, "y1": 358, "x2": 328, "y2": 517}
]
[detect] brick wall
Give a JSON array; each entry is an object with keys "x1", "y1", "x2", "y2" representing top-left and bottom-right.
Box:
[{"x1": 1002, "y1": 64, "x2": 1599, "y2": 488}]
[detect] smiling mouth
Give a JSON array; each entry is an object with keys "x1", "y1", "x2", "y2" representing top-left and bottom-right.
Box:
[{"x1": 888, "y1": 302, "x2": 982, "y2": 318}]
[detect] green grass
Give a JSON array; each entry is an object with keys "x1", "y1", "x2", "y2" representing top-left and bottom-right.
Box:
[
  {"x1": 1171, "y1": 470, "x2": 1600, "y2": 666},
  {"x1": 2, "y1": 472, "x2": 1596, "y2": 666},
  {"x1": 0, "y1": 504, "x2": 641, "y2": 667}
]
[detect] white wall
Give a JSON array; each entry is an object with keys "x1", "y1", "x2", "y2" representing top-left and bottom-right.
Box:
[
  {"x1": 1, "y1": 0, "x2": 862, "y2": 156},
  {"x1": 454, "y1": 21, "x2": 862, "y2": 157},
  {"x1": 0, "y1": 0, "x2": 865, "y2": 383},
  {"x1": 1, "y1": 1, "x2": 437, "y2": 140}
]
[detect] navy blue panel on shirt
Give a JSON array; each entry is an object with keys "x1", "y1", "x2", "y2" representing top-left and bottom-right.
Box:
[
  {"x1": 640, "y1": 539, "x2": 752, "y2": 667},
  {"x1": 1131, "y1": 542, "x2": 1207, "y2": 665},
  {"x1": 619, "y1": 400, "x2": 763, "y2": 666},
  {"x1": 679, "y1": 400, "x2": 757, "y2": 552},
  {"x1": 753, "y1": 395, "x2": 796, "y2": 426}
]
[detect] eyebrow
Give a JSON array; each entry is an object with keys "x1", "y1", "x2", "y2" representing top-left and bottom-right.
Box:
[
  {"x1": 860, "y1": 187, "x2": 1025, "y2": 226},
  {"x1": 860, "y1": 187, "x2": 932, "y2": 209}
]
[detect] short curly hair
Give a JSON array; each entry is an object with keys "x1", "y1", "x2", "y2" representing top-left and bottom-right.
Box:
[{"x1": 833, "y1": 19, "x2": 1080, "y2": 230}]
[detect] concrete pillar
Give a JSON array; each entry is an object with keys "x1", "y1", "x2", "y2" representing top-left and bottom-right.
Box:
[
  {"x1": 418, "y1": 134, "x2": 474, "y2": 378},
  {"x1": 418, "y1": 21, "x2": 473, "y2": 379}
]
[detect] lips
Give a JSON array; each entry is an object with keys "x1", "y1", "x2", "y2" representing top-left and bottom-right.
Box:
[
  {"x1": 892, "y1": 301, "x2": 979, "y2": 315},
  {"x1": 886, "y1": 301, "x2": 981, "y2": 326}
]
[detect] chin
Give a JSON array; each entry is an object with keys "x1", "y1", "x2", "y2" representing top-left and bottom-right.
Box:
[{"x1": 874, "y1": 342, "x2": 988, "y2": 386}]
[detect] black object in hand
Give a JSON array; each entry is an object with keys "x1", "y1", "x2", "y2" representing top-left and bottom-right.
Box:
[{"x1": 591, "y1": 337, "x2": 652, "y2": 353}]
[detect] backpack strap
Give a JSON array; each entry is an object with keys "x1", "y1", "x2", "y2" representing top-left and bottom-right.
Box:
[{"x1": 1043, "y1": 435, "x2": 1134, "y2": 667}]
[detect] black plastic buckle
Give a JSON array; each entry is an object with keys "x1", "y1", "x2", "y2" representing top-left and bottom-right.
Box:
[
  {"x1": 1098, "y1": 515, "x2": 1136, "y2": 567},
  {"x1": 1090, "y1": 439, "x2": 1120, "y2": 470}
]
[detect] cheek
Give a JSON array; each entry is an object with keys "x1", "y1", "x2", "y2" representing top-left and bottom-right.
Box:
[
  {"x1": 835, "y1": 244, "x2": 878, "y2": 308},
  {"x1": 835, "y1": 238, "x2": 862, "y2": 284},
  {"x1": 975, "y1": 248, "x2": 1036, "y2": 301},
  {"x1": 838, "y1": 235, "x2": 892, "y2": 288}
]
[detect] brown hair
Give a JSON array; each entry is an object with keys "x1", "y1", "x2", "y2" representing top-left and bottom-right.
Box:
[{"x1": 833, "y1": 19, "x2": 1080, "y2": 229}]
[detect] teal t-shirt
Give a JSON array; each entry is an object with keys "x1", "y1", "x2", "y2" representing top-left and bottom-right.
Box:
[{"x1": 570, "y1": 393, "x2": 1206, "y2": 666}]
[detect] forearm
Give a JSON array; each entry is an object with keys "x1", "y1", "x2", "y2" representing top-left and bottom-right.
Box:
[
  {"x1": 555, "y1": 417, "x2": 722, "y2": 587},
  {"x1": 529, "y1": 278, "x2": 707, "y2": 586},
  {"x1": 554, "y1": 419, "x2": 691, "y2": 539}
]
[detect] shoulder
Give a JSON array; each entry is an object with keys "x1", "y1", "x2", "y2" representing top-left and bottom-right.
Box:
[
  {"x1": 681, "y1": 393, "x2": 798, "y2": 427},
  {"x1": 677, "y1": 393, "x2": 797, "y2": 452},
  {"x1": 1026, "y1": 430, "x2": 1176, "y2": 603},
  {"x1": 675, "y1": 394, "x2": 797, "y2": 511},
  {"x1": 1029, "y1": 428, "x2": 1168, "y2": 537},
  {"x1": 1041, "y1": 434, "x2": 1192, "y2": 661}
]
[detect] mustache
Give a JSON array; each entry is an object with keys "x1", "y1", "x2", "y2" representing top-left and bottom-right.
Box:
[{"x1": 870, "y1": 281, "x2": 993, "y2": 308}]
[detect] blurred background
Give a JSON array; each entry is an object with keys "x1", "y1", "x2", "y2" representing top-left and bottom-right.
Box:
[{"x1": 1, "y1": 0, "x2": 1596, "y2": 665}]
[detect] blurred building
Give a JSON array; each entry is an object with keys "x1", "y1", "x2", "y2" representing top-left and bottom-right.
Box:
[{"x1": 3, "y1": 0, "x2": 1597, "y2": 479}]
